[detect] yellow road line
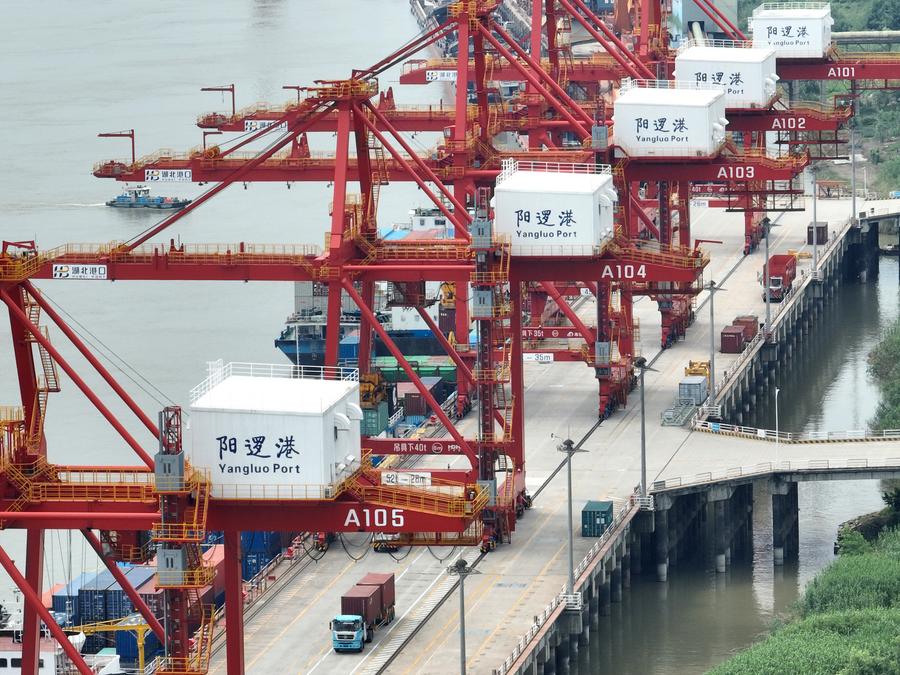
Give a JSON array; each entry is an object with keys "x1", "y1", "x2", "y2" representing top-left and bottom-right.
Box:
[
  {"x1": 467, "y1": 540, "x2": 567, "y2": 668},
  {"x1": 244, "y1": 559, "x2": 356, "y2": 671},
  {"x1": 403, "y1": 498, "x2": 566, "y2": 673}
]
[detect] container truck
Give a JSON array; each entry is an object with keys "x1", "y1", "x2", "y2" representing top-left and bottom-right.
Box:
[
  {"x1": 761, "y1": 254, "x2": 796, "y2": 302},
  {"x1": 330, "y1": 573, "x2": 396, "y2": 653}
]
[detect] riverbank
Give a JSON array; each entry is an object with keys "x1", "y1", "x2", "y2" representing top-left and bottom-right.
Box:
[
  {"x1": 710, "y1": 528, "x2": 900, "y2": 674},
  {"x1": 869, "y1": 318, "x2": 900, "y2": 431}
]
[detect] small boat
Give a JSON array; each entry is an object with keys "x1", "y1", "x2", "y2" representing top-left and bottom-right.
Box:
[
  {"x1": 106, "y1": 184, "x2": 191, "y2": 210},
  {"x1": 879, "y1": 244, "x2": 900, "y2": 257}
]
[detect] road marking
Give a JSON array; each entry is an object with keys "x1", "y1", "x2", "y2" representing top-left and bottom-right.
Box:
[
  {"x1": 467, "y1": 540, "x2": 567, "y2": 667},
  {"x1": 403, "y1": 498, "x2": 566, "y2": 673},
  {"x1": 349, "y1": 561, "x2": 451, "y2": 674},
  {"x1": 304, "y1": 548, "x2": 433, "y2": 674},
  {"x1": 244, "y1": 559, "x2": 356, "y2": 671}
]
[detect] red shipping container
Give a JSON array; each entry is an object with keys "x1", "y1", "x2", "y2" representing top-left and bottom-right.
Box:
[
  {"x1": 721, "y1": 326, "x2": 745, "y2": 354},
  {"x1": 732, "y1": 315, "x2": 759, "y2": 341},
  {"x1": 357, "y1": 573, "x2": 395, "y2": 611},
  {"x1": 341, "y1": 584, "x2": 382, "y2": 626},
  {"x1": 438, "y1": 306, "x2": 456, "y2": 335}
]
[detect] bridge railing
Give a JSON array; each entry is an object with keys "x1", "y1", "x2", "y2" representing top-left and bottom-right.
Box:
[
  {"x1": 693, "y1": 418, "x2": 900, "y2": 443},
  {"x1": 652, "y1": 457, "x2": 900, "y2": 493},
  {"x1": 494, "y1": 497, "x2": 640, "y2": 675}
]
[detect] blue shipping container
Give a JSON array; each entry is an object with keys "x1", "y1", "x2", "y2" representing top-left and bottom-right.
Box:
[
  {"x1": 52, "y1": 572, "x2": 95, "y2": 625},
  {"x1": 241, "y1": 531, "x2": 283, "y2": 557},
  {"x1": 106, "y1": 567, "x2": 156, "y2": 621},
  {"x1": 78, "y1": 571, "x2": 119, "y2": 624},
  {"x1": 115, "y1": 614, "x2": 161, "y2": 662}
]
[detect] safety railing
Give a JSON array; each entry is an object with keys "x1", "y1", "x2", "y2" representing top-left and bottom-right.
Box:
[
  {"x1": 190, "y1": 361, "x2": 358, "y2": 402},
  {"x1": 612, "y1": 240, "x2": 709, "y2": 269},
  {"x1": 494, "y1": 498, "x2": 639, "y2": 675},
  {"x1": 497, "y1": 158, "x2": 613, "y2": 183},
  {"x1": 303, "y1": 78, "x2": 378, "y2": 101},
  {"x1": 652, "y1": 457, "x2": 900, "y2": 493},
  {"x1": 206, "y1": 482, "x2": 343, "y2": 501},
  {"x1": 155, "y1": 567, "x2": 216, "y2": 589},
  {"x1": 357, "y1": 482, "x2": 487, "y2": 518},
  {"x1": 753, "y1": 1, "x2": 829, "y2": 14},
  {"x1": 619, "y1": 77, "x2": 728, "y2": 93},
  {"x1": 0, "y1": 406, "x2": 24, "y2": 423},
  {"x1": 693, "y1": 419, "x2": 900, "y2": 443},
  {"x1": 707, "y1": 217, "x2": 853, "y2": 407},
  {"x1": 677, "y1": 37, "x2": 754, "y2": 52},
  {"x1": 832, "y1": 48, "x2": 900, "y2": 63},
  {"x1": 30, "y1": 481, "x2": 156, "y2": 502}
]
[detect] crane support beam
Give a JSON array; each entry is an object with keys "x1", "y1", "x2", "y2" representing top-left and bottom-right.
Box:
[
  {"x1": 223, "y1": 530, "x2": 245, "y2": 675},
  {"x1": 726, "y1": 106, "x2": 850, "y2": 132},
  {"x1": 0, "y1": 289, "x2": 155, "y2": 469},
  {"x1": 24, "y1": 281, "x2": 160, "y2": 440},
  {"x1": 777, "y1": 56, "x2": 900, "y2": 81},
  {"x1": 342, "y1": 280, "x2": 477, "y2": 470},
  {"x1": 0, "y1": 543, "x2": 94, "y2": 675},
  {"x1": 510, "y1": 255, "x2": 705, "y2": 283},
  {"x1": 540, "y1": 282, "x2": 596, "y2": 343},
  {"x1": 82, "y1": 529, "x2": 166, "y2": 641}
]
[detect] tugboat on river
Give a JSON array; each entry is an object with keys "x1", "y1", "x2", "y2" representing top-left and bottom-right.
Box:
[{"x1": 106, "y1": 184, "x2": 191, "y2": 210}]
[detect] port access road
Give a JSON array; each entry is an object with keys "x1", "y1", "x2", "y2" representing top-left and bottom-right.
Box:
[{"x1": 208, "y1": 197, "x2": 900, "y2": 674}]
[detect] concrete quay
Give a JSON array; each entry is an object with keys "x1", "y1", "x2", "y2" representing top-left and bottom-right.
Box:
[{"x1": 209, "y1": 198, "x2": 900, "y2": 675}]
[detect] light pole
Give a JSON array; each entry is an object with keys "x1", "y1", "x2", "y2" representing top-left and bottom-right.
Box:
[
  {"x1": 811, "y1": 163, "x2": 820, "y2": 275},
  {"x1": 707, "y1": 280, "x2": 724, "y2": 401},
  {"x1": 447, "y1": 557, "x2": 480, "y2": 675},
  {"x1": 850, "y1": 117, "x2": 857, "y2": 223},
  {"x1": 635, "y1": 357, "x2": 649, "y2": 499},
  {"x1": 762, "y1": 217, "x2": 772, "y2": 337},
  {"x1": 774, "y1": 386, "x2": 781, "y2": 462},
  {"x1": 556, "y1": 437, "x2": 580, "y2": 596}
]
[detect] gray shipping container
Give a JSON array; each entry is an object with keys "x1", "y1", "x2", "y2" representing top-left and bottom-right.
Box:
[{"x1": 679, "y1": 375, "x2": 708, "y2": 405}]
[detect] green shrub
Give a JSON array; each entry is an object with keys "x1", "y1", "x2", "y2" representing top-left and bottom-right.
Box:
[
  {"x1": 837, "y1": 528, "x2": 872, "y2": 556},
  {"x1": 708, "y1": 609, "x2": 900, "y2": 675},
  {"x1": 800, "y1": 554, "x2": 900, "y2": 616}
]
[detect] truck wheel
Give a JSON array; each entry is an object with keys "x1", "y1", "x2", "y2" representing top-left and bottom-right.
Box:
[{"x1": 358, "y1": 644, "x2": 365, "y2": 653}]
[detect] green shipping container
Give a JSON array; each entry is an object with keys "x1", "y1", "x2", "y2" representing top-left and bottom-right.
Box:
[
  {"x1": 361, "y1": 401, "x2": 390, "y2": 436},
  {"x1": 581, "y1": 500, "x2": 614, "y2": 537}
]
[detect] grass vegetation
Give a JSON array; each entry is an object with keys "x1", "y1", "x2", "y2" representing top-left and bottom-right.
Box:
[
  {"x1": 869, "y1": 321, "x2": 900, "y2": 431},
  {"x1": 709, "y1": 529, "x2": 900, "y2": 674}
]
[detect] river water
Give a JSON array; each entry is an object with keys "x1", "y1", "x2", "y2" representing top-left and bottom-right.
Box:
[
  {"x1": 1, "y1": 4, "x2": 897, "y2": 671},
  {"x1": 594, "y1": 254, "x2": 900, "y2": 675},
  {"x1": 0, "y1": 0, "x2": 439, "y2": 616}
]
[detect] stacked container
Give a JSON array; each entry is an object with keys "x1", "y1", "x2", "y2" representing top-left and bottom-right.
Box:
[
  {"x1": 51, "y1": 572, "x2": 94, "y2": 625},
  {"x1": 613, "y1": 79, "x2": 729, "y2": 157},
  {"x1": 362, "y1": 401, "x2": 390, "y2": 436},
  {"x1": 732, "y1": 315, "x2": 760, "y2": 341},
  {"x1": 749, "y1": 2, "x2": 833, "y2": 58}
]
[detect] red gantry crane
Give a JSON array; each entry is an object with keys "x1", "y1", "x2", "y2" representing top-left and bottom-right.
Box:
[{"x1": 4, "y1": 1, "x2": 899, "y2": 674}]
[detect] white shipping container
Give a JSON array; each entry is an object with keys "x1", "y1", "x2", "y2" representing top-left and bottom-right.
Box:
[
  {"x1": 674, "y1": 44, "x2": 779, "y2": 108},
  {"x1": 613, "y1": 80, "x2": 729, "y2": 157},
  {"x1": 492, "y1": 159, "x2": 617, "y2": 257},
  {"x1": 188, "y1": 363, "x2": 363, "y2": 499},
  {"x1": 749, "y1": 2, "x2": 833, "y2": 58}
]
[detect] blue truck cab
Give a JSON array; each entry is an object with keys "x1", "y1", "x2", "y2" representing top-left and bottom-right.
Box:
[{"x1": 330, "y1": 614, "x2": 367, "y2": 652}]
